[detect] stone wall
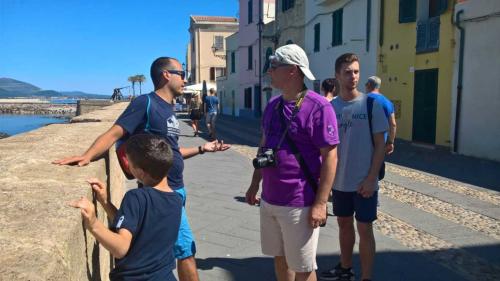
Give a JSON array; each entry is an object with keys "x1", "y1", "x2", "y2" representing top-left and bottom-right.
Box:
[
  {"x1": 76, "y1": 100, "x2": 116, "y2": 116},
  {"x1": 0, "y1": 103, "x2": 76, "y2": 116},
  {"x1": 0, "y1": 102, "x2": 129, "y2": 280}
]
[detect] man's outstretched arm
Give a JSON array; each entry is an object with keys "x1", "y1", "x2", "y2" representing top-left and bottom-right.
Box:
[
  {"x1": 53, "y1": 124, "x2": 125, "y2": 166},
  {"x1": 180, "y1": 140, "x2": 231, "y2": 159}
]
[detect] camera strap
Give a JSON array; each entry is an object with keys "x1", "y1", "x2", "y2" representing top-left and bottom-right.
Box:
[{"x1": 276, "y1": 90, "x2": 319, "y2": 193}]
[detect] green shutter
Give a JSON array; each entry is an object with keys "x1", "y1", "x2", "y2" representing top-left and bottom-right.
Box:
[
  {"x1": 438, "y1": 0, "x2": 448, "y2": 15},
  {"x1": 332, "y1": 9, "x2": 343, "y2": 46},
  {"x1": 248, "y1": 0, "x2": 253, "y2": 24},
  {"x1": 231, "y1": 52, "x2": 235, "y2": 73},
  {"x1": 399, "y1": 0, "x2": 416, "y2": 23},
  {"x1": 314, "y1": 23, "x2": 320, "y2": 52}
]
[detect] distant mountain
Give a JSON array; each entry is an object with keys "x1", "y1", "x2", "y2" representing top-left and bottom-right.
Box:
[
  {"x1": 0, "y1": 78, "x2": 40, "y2": 94},
  {"x1": 0, "y1": 78, "x2": 107, "y2": 99}
]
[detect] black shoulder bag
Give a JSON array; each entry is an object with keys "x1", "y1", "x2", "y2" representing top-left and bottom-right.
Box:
[{"x1": 277, "y1": 93, "x2": 327, "y2": 227}]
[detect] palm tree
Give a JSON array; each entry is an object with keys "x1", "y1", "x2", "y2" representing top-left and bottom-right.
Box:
[
  {"x1": 127, "y1": 76, "x2": 137, "y2": 97},
  {"x1": 135, "y1": 74, "x2": 146, "y2": 95}
]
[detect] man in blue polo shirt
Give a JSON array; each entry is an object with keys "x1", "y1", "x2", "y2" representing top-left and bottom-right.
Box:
[
  {"x1": 54, "y1": 57, "x2": 230, "y2": 281},
  {"x1": 365, "y1": 76, "x2": 397, "y2": 154}
]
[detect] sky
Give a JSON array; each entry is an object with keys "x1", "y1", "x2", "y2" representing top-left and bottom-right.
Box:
[{"x1": 0, "y1": 0, "x2": 239, "y2": 95}]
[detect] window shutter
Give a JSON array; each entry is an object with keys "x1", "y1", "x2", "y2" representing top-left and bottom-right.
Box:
[
  {"x1": 210, "y1": 67, "x2": 215, "y2": 81},
  {"x1": 248, "y1": 0, "x2": 253, "y2": 24},
  {"x1": 231, "y1": 52, "x2": 235, "y2": 73},
  {"x1": 331, "y1": 9, "x2": 343, "y2": 46},
  {"x1": 399, "y1": 0, "x2": 416, "y2": 23},
  {"x1": 248, "y1": 46, "x2": 253, "y2": 70},
  {"x1": 428, "y1": 17, "x2": 440, "y2": 50},
  {"x1": 438, "y1": 0, "x2": 448, "y2": 15},
  {"x1": 314, "y1": 23, "x2": 321, "y2": 52},
  {"x1": 416, "y1": 21, "x2": 427, "y2": 52}
]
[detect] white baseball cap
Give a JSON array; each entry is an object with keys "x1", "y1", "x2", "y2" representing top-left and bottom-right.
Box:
[{"x1": 269, "y1": 44, "x2": 316, "y2": 81}]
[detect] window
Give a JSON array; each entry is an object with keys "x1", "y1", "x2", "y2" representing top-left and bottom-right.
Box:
[
  {"x1": 214, "y1": 36, "x2": 224, "y2": 51},
  {"x1": 331, "y1": 9, "x2": 343, "y2": 47},
  {"x1": 281, "y1": 0, "x2": 295, "y2": 12},
  {"x1": 244, "y1": 87, "x2": 252, "y2": 108},
  {"x1": 210, "y1": 67, "x2": 215, "y2": 81},
  {"x1": 248, "y1": 0, "x2": 253, "y2": 24},
  {"x1": 248, "y1": 46, "x2": 253, "y2": 70},
  {"x1": 399, "y1": 0, "x2": 416, "y2": 23},
  {"x1": 216, "y1": 67, "x2": 226, "y2": 78},
  {"x1": 231, "y1": 51, "x2": 236, "y2": 73},
  {"x1": 415, "y1": 0, "x2": 447, "y2": 53},
  {"x1": 210, "y1": 67, "x2": 226, "y2": 81},
  {"x1": 416, "y1": 16, "x2": 440, "y2": 53},
  {"x1": 191, "y1": 36, "x2": 195, "y2": 53},
  {"x1": 314, "y1": 23, "x2": 321, "y2": 52},
  {"x1": 262, "y1": 47, "x2": 273, "y2": 73},
  {"x1": 429, "y1": 0, "x2": 448, "y2": 18}
]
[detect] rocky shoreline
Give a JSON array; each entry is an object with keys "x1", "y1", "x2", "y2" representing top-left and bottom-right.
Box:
[
  {"x1": 0, "y1": 132, "x2": 9, "y2": 139},
  {"x1": 0, "y1": 103, "x2": 76, "y2": 116}
]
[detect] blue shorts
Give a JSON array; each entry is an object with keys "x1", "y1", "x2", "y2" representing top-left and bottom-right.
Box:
[
  {"x1": 332, "y1": 190, "x2": 378, "y2": 223},
  {"x1": 174, "y1": 187, "x2": 197, "y2": 259}
]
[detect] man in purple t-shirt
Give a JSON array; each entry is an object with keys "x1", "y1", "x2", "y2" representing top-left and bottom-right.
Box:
[{"x1": 246, "y1": 44, "x2": 339, "y2": 281}]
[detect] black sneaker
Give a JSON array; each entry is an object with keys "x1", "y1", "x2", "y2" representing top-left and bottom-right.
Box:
[{"x1": 319, "y1": 263, "x2": 355, "y2": 281}]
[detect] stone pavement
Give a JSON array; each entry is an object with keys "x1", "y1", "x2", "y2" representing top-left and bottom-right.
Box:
[{"x1": 130, "y1": 113, "x2": 500, "y2": 281}]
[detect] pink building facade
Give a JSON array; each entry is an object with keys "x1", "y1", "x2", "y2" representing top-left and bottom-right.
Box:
[{"x1": 237, "y1": 0, "x2": 275, "y2": 118}]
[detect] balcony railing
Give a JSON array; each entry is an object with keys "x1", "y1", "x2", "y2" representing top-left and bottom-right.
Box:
[{"x1": 416, "y1": 16, "x2": 440, "y2": 53}]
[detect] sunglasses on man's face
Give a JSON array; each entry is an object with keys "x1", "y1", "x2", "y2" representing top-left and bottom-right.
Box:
[
  {"x1": 269, "y1": 63, "x2": 291, "y2": 70},
  {"x1": 165, "y1": 70, "x2": 186, "y2": 80}
]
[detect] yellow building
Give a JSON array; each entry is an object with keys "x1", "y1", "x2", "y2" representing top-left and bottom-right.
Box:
[
  {"x1": 377, "y1": 0, "x2": 454, "y2": 146},
  {"x1": 188, "y1": 16, "x2": 239, "y2": 84}
]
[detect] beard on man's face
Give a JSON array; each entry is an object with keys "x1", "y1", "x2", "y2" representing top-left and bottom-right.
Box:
[{"x1": 168, "y1": 83, "x2": 184, "y2": 97}]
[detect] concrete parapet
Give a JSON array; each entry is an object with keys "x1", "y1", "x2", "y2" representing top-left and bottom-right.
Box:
[
  {"x1": 0, "y1": 103, "x2": 127, "y2": 280},
  {"x1": 76, "y1": 100, "x2": 116, "y2": 116},
  {"x1": 72, "y1": 102, "x2": 129, "y2": 123}
]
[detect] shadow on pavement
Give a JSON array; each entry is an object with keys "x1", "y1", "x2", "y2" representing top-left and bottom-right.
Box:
[
  {"x1": 178, "y1": 112, "x2": 500, "y2": 192},
  {"x1": 196, "y1": 244, "x2": 500, "y2": 281},
  {"x1": 387, "y1": 139, "x2": 500, "y2": 191},
  {"x1": 233, "y1": 196, "x2": 246, "y2": 203}
]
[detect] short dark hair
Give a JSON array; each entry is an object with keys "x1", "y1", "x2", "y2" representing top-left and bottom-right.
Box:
[
  {"x1": 150, "y1": 57, "x2": 178, "y2": 90},
  {"x1": 125, "y1": 134, "x2": 173, "y2": 185},
  {"x1": 335, "y1": 53, "x2": 359, "y2": 74},
  {"x1": 321, "y1": 78, "x2": 337, "y2": 93}
]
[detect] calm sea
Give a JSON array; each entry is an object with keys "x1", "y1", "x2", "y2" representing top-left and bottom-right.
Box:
[{"x1": 0, "y1": 114, "x2": 69, "y2": 136}]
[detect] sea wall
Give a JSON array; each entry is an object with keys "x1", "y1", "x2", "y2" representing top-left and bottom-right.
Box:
[
  {"x1": 76, "y1": 100, "x2": 116, "y2": 116},
  {"x1": 0, "y1": 102, "x2": 129, "y2": 280},
  {"x1": 0, "y1": 102, "x2": 76, "y2": 116}
]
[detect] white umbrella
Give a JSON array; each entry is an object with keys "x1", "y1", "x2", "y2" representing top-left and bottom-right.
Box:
[{"x1": 183, "y1": 82, "x2": 216, "y2": 92}]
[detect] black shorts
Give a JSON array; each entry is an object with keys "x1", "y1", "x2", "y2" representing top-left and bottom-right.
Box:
[{"x1": 332, "y1": 190, "x2": 378, "y2": 223}]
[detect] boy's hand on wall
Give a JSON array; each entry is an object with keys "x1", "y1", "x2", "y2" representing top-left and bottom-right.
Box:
[
  {"x1": 52, "y1": 155, "x2": 91, "y2": 166},
  {"x1": 69, "y1": 197, "x2": 97, "y2": 229},
  {"x1": 87, "y1": 178, "x2": 108, "y2": 205}
]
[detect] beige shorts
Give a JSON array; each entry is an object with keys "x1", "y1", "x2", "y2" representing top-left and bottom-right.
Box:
[{"x1": 260, "y1": 200, "x2": 320, "y2": 272}]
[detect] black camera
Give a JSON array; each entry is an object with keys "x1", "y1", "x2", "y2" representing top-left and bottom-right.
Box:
[{"x1": 252, "y1": 149, "x2": 277, "y2": 169}]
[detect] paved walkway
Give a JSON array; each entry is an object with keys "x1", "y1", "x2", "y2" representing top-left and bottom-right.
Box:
[{"x1": 131, "y1": 113, "x2": 500, "y2": 280}]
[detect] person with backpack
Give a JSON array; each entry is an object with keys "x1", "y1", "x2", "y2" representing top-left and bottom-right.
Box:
[
  {"x1": 54, "y1": 57, "x2": 230, "y2": 281},
  {"x1": 320, "y1": 54, "x2": 388, "y2": 281}
]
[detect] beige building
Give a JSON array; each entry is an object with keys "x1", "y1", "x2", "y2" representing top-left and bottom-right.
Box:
[
  {"x1": 275, "y1": 0, "x2": 305, "y2": 47},
  {"x1": 187, "y1": 15, "x2": 239, "y2": 85}
]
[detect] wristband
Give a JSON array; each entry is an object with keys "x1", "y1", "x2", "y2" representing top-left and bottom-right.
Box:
[
  {"x1": 386, "y1": 140, "x2": 394, "y2": 145},
  {"x1": 198, "y1": 146, "x2": 205, "y2": 154}
]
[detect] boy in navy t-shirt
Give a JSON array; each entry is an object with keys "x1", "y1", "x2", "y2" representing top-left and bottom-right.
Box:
[{"x1": 70, "y1": 134, "x2": 182, "y2": 281}]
